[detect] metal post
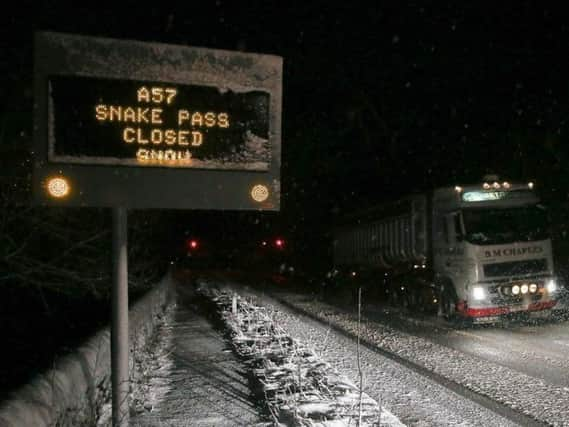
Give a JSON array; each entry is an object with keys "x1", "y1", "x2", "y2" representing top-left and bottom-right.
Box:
[{"x1": 112, "y1": 207, "x2": 129, "y2": 427}]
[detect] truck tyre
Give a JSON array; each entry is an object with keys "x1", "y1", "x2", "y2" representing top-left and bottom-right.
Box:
[
  {"x1": 387, "y1": 282, "x2": 398, "y2": 307},
  {"x1": 409, "y1": 287, "x2": 421, "y2": 308},
  {"x1": 400, "y1": 292, "x2": 410, "y2": 310},
  {"x1": 438, "y1": 282, "x2": 457, "y2": 320},
  {"x1": 442, "y1": 284, "x2": 457, "y2": 320},
  {"x1": 414, "y1": 291, "x2": 426, "y2": 312}
]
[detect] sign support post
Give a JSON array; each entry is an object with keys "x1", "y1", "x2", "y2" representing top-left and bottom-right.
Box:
[
  {"x1": 33, "y1": 32, "x2": 282, "y2": 427},
  {"x1": 111, "y1": 207, "x2": 129, "y2": 427}
]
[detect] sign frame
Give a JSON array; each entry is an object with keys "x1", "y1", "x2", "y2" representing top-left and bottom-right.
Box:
[{"x1": 33, "y1": 31, "x2": 282, "y2": 210}]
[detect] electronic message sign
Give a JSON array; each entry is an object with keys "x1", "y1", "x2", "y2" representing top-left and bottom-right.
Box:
[{"x1": 34, "y1": 32, "x2": 282, "y2": 210}]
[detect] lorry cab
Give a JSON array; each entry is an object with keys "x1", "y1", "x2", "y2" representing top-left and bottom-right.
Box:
[
  {"x1": 432, "y1": 180, "x2": 559, "y2": 322},
  {"x1": 331, "y1": 177, "x2": 559, "y2": 323}
]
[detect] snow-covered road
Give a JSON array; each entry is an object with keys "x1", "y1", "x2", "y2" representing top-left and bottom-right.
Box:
[
  {"x1": 132, "y1": 273, "x2": 569, "y2": 426},
  {"x1": 245, "y1": 290, "x2": 520, "y2": 427},
  {"x1": 259, "y1": 288, "x2": 569, "y2": 426},
  {"x1": 130, "y1": 288, "x2": 262, "y2": 426},
  {"x1": 370, "y1": 306, "x2": 569, "y2": 389}
]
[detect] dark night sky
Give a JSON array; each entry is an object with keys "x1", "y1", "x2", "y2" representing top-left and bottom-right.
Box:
[{"x1": 2, "y1": 1, "x2": 569, "y2": 262}]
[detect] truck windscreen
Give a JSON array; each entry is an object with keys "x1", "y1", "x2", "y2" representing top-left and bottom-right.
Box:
[{"x1": 462, "y1": 205, "x2": 549, "y2": 245}]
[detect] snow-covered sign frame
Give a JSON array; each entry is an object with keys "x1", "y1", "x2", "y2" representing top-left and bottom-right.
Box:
[{"x1": 33, "y1": 31, "x2": 282, "y2": 210}]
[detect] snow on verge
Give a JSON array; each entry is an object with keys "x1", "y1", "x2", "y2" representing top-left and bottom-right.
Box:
[
  {"x1": 130, "y1": 303, "x2": 177, "y2": 416},
  {"x1": 277, "y1": 293, "x2": 569, "y2": 426},
  {"x1": 97, "y1": 304, "x2": 177, "y2": 426},
  {"x1": 197, "y1": 280, "x2": 405, "y2": 427}
]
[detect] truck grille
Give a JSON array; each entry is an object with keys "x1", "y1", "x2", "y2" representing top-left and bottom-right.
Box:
[
  {"x1": 490, "y1": 295, "x2": 543, "y2": 305},
  {"x1": 483, "y1": 259, "x2": 547, "y2": 277}
]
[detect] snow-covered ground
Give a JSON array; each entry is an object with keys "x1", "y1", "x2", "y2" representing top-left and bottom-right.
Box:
[
  {"x1": 128, "y1": 276, "x2": 567, "y2": 426},
  {"x1": 265, "y1": 290, "x2": 569, "y2": 426},
  {"x1": 129, "y1": 289, "x2": 262, "y2": 426},
  {"x1": 194, "y1": 279, "x2": 529, "y2": 426},
  {"x1": 364, "y1": 301, "x2": 569, "y2": 389},
  {"x1": 198, "y1": 283, "x2": 404, "y2": 427}
]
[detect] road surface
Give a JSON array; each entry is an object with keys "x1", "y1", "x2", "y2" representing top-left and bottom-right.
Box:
[
  {"x1": 375, "y1": 307, "x2": 569, "y2": 390},
  {"x1": 266, "y1": 283, "x2": 569, "y2": 425},
  {"x1": 130, "y1": 286, "x2": 262, "y2": 426},
  {"x1": 134, "y1": 271, "x2": 569, "y2": 425}
]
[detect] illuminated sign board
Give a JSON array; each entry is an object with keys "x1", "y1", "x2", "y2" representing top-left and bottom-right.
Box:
[
  {"x1": 49, "y1": 76, "x2": 270, "y2": 170},
  {"x1": 462, "y1": 190, "x2": 535, "y2": 202},
  {"x1": 34, "y1": 32, "x2": 282, "y2": 210}
]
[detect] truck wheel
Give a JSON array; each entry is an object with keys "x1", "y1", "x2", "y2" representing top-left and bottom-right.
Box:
[
  {"x1": 441, "y1": 285, "x2": 457, "y2": 320},
  {"x1": 386, "y1": 284, "x2": 398, "y2": 307},
  {"x1": 414, "y1": 292, "x2": 425, "y2": 312},
  {"x1": 401, "y1": 292, "x2": 410, "y2": 310},
  {"x1": 409, "y1": 289, "x2": 421, "y2": 308}
]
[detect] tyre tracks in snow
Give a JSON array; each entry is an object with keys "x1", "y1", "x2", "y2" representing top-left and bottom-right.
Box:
[{"x1": 262, "y1": 291, "x2": 557, "y2": 427}]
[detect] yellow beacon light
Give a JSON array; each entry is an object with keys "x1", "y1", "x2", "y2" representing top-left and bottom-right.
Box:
[
  {"x1": 47, "y1": 177, "x2": 70, "y2": 198},
  {"x1": 251, "y1": 184, "x2": 269, "y2": 202}
]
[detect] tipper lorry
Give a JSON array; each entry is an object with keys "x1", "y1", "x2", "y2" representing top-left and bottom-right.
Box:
[{"x1": 332, "y1": 177, "x2": 560, "y2": 322}]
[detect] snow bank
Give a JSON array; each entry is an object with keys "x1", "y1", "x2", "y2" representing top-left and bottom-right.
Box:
[
  {"x1": 0, "y1": 273, "x2": 175, "y2": 427},
  {"x1": 197, "y1": 280, "x2": 400, "y2": 426},
  {"x1": 277, "y1": 293, "x2": 569, "y2": 426},
  {"x1": 127, "y1": 302, "x2": 176, "y2": 421}
]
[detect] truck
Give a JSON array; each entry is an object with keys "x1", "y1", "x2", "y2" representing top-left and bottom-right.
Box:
[{"x1": 331, "y1": 177, "x2": 560, "y2": 322}]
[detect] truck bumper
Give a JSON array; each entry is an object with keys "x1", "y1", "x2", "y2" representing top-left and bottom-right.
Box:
[{"x1": 462, "y1": 300, "x2": 557, "y2": 322}]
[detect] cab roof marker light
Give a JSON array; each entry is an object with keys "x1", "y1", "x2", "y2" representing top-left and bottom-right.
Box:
[
  {"x1": 483, "y1": 182, "x2": 491, "y2": 190},
  {"x1": 503, "y1": 182, "x2": 511, "y2": 189},
  {"x1": 528, "y1": 182, "x2": 534, "y2": 189}
]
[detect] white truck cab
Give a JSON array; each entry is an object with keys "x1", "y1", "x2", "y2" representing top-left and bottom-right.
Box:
[
  {"x1": 332, "y1": 177, "x2": 560, "y2": 322},
  {"x1": 433, "y1": 180, "x2": 558, "y2": 321}
]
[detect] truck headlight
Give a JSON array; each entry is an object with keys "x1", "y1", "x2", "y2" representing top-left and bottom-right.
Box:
[
  {"x1": 472, "y1": 286, "x2": 486, "y2": 301},
  {"x1": 546, "y1": 279, "x2": 557, "y2": 294}
]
